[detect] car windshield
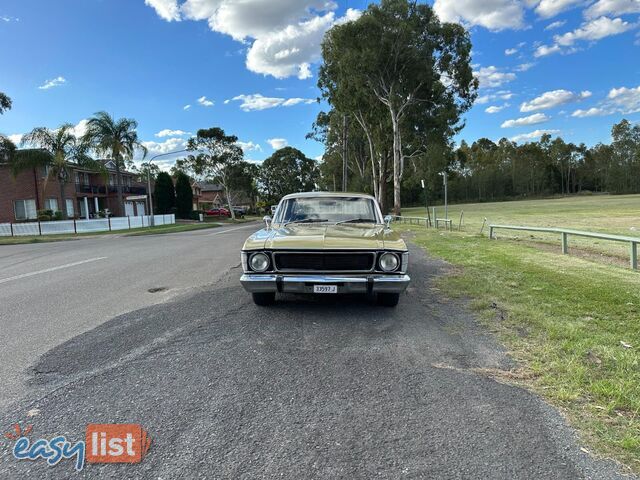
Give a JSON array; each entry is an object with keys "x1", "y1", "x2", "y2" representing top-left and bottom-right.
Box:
[{"x1": 276, "y1": 197, "x2": 380, "y2": 225}]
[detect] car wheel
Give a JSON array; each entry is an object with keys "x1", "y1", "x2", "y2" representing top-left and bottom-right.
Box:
[
  {"x1": 252, "y1": 292, "x2": 275, "y2": 306},
  {"x1": 377, "y1": 292, "x2": 400, "y2": 307}
]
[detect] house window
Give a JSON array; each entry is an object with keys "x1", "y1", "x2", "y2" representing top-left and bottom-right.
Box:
[
  {"x1": 44, "y1": 198, "x2": 58, "y2": 211},
  {"x1": 66, "y1": 199, "x2": 74, "y2": 217},
  {"x1": 14, "y1": 199, "x2": 37, "y2": 221},
  {"x1": 109, "y1": 174, "x2": 116, "y2": 186},
  {"x1": 42, "y1": 165, "x2": 51, "y2": 178}
]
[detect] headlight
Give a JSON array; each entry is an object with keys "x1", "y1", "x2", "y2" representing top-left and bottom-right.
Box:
[
  {"x1": 379, "y1": 252, "x2": 399, "y2": 272},
  {"x1": 249, "y1": 252, "x2": 270, "y2": 272}
]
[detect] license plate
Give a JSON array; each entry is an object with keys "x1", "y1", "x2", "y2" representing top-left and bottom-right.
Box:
[{"x1": 313, "y1": 285, "x2": 337, "y2": 294}]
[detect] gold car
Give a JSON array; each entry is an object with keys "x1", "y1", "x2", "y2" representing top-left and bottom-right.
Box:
[{"x1": 240, "y1": 192, "x2": 410, "y2": 306}]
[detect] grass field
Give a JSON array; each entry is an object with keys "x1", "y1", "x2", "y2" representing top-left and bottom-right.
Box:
[
  {"x1": 399, "y1": 194, "x2": 640, "y2": 472},
  {"x1": 404, "y1": 194, "x2": 640, "y2": 262}
]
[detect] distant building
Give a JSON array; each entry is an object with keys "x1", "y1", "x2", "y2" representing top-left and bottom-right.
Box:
[
  {"x1": 193, "y1": 182, "x2": 252, "y2": 211},
  {"x1": 0, "y1": 159, "x2": 149, "y2": 223}
]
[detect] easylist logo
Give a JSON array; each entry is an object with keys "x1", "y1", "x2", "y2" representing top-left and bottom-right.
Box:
[{"x1": 8, "y1": 423, "x2": 151, "y2": 471}]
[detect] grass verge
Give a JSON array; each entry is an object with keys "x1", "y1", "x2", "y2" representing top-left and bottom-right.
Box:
[{"x1": 402, "y1": 225, "x2": 640, "y2": 472}]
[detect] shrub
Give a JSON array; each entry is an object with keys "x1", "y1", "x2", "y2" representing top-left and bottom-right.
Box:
[
  {"x1": 53, "y1": 210, "x2": 64, "y2": 221},
  {"x1": 154, "y1": 172, "x2": 176, "y2": 214},
  {"x1": 175, "y1": 172, "x2": 193, "y2": 219}
]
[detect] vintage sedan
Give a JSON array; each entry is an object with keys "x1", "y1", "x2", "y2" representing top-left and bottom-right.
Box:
[{"x1": 240, "y1": 192, "x2": 410, "y2": 307}]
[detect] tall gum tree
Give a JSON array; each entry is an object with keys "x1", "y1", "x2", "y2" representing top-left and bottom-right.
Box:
[{"x1": 319, "y1": 0, "x2": 477, "y2": 214}]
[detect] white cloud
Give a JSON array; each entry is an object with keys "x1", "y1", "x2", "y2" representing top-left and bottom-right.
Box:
[
  {"x1": 70, "y1": 119, "x2": 89, "y2": 138},
  {"x1": 571, "y1": 84, "x2": 640, "y2": 117},
  {"x1": 520, "y1": 89, "x2": 592, "y2": 112},
  {"x1": 8, "y1": 134, "x2": 23, "y2": 144},
  {"x1": 555, "y1": 16, "x2": 634, "y2": 46},
  {"x1": 476, "y1": 91, "x2": 515, "y2": 104},
  {"x1": 501, "y1": 113, "x2": 550, "y2": 127},
  {"x1": 534, "y1": 44, "x2": 562, "y2": 56},
  {"x1": 197, "y1": 96, "x2": 214, "y2": 107},
  {"x1": 505, "y1": 48, "x2": 519, "y2": 55},
  {"x1": 38, "y1": 76, "x2": 66, "y2": 90},
  {"x1": 516, "y1": 62, "x2": 535, "y2": 71},
  {"x1": 545, "y1": 20, "x2": 567, "y2": 29},
  {"x1": 145, "y1": 1, "x2": 361, "y2": 80},
  {"x1": 155, "y1": 129, "x2": 190, "y2": 137},
  {"x1": 571, "y1": 107, "x2": 606, "y2": 117},
  {"x1": 267, "y1": 138, "x2": 288, "y2": 150},
  {"x1": 433, "y1": 0, "x2": 526, "y2": 31},
  {"x1": 485, "y1": 104, "x2": 509, "y2": 113},
  {"x1": 510, "y1": 129, "x2": 561, "y2": 142},
  {"x1": 534, "y1": 0, "x2": 584, "y2": 18},
  {"x1": 230, "y1": 93, "x2": 315, "y2": 111},
  {"x1": 537, "y1": 16, "x2": 635, "y2": 56},
  {"x1": 236, "y1": 140, "x2": 262, "y2": 152},
  {"x1": 142, "y1": 137, "x2": 187, "y2": 156},
  {"x1": 1, "y1": 15, "x2": 19, "y2": 22},
  {"x1": 145, "y1": 0, "x2": 181, "y2": 21},
  {"x1": 474, "y1": 66, "x2": 517, "y2": 88},
  {"x1": 183, "y1": 104, "x2": 191, "y2": 110},
  {"x1": 585, "y1": 0, "x2": 640, "y2": 19}
]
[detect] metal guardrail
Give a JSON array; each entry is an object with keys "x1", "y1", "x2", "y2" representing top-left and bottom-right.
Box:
[
  {"x1": 390, "y1": 215, "x2": 430, "y2": 226},
  {"x1": 489, "y1": 224, "x2": 640, "y2": 270},
  {"x1": 391, "y1": 214, "x2": 461, "y2": 231}
]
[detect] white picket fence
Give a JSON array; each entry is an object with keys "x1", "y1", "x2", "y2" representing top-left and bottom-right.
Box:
[{"x1": 0, "y1": 215, "x2": 176, "y2": 237}]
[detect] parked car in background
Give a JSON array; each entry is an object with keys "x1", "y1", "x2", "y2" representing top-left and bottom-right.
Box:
[
  {"x1": 205, "y1": 207, "x2": 231, "y2": 217},
  {"x1": 240, "y1": 192, "x2": 410, "y2": 307},
  {"x1": 233, "y1": 207, "x2": 246, "y2": 218}
]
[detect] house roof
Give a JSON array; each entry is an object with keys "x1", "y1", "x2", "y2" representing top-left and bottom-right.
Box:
[{"x1": 197, "y1": 182, "x2": 224, "y2": 192}]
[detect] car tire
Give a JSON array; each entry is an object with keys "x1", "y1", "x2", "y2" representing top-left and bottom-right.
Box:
[
  {"x1": 252, "y1": 292, "x2": 275, "y2": 306},
  {"x1": 377, "y1": 292, "x2": 400, "y2": 307}
]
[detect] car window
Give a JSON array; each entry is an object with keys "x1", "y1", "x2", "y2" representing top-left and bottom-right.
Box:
[{"x1": 277, "y1": 197, "x2": 379, "y2": 224}]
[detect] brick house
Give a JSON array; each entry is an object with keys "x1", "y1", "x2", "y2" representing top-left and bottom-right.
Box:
[
  {"x1": 192, "y1": 182, "x2": 253, "y2": 211},
  {"x1": 0, "y1": 159, "x2": 149, "y2": 223}
]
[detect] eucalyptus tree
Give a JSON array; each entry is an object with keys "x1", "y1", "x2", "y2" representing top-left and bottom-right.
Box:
[
  {"x1": 182, "y1": 127, "x2": 244, "y2": 220},
  {"x1": 83, "y1": 112, "x2": 147, "y2": 213},
  {"x1": 0, "y1": 92, "x2": 11, "y2": 114},
  {"x1": 319, "y1": 0, "x2": 477, "y2": 214},
  {"x1": 10, "y1": 125, "x2": 100, "y2": 217}
]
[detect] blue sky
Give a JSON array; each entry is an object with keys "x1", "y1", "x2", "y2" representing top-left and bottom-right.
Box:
[{"x1": 1, "y1": 0, "x2": 639, "y2": 170}]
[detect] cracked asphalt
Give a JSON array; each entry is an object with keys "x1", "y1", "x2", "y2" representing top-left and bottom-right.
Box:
[{"x1": 0, "y1": 226, "x2": 634, "y2": 479}]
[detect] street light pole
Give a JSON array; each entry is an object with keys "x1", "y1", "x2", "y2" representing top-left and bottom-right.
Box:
[{"x1": 145, "y1": 149, "x2": 190, "y2": 226}]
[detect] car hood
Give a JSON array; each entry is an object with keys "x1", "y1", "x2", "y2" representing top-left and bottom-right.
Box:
[{"x1": 243, "y1": 223, "x2": 406, "y2": 251}]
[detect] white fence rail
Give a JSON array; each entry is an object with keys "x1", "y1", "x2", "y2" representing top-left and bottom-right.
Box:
[{"x1": 0, "y1": 215, "x2": 175, "y2": 237}]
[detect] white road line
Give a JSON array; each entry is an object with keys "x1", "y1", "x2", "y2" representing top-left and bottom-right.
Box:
[
  {"x1": 0, "y1": 257, "x2": 108, "y2": 285},
  {"x1": 206, "y1": 224, "x2": 258, "y2": 236}
]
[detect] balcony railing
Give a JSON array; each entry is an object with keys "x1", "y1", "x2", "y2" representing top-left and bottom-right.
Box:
[
  {"x1": 107, "y1": 185, "x2": 147, "y2": 195},
  {"x1": 75, "y1": 183, "x2": 106, "y2": 194}
]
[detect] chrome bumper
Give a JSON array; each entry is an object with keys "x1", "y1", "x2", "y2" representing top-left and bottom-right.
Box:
[{"x1": 240, "y1": 273, "x2": 410, "y2": 294}]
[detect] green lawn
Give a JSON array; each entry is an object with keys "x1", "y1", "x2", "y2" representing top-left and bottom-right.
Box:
[
  {"x1": 0, "y1": 222, "x2": 223, "y2": 245},
  {"x1": 399, "y1": 194, "x2": 640, "y2": 472},
  {"x1": 404, "y1": 194, "x2": 640, "y2": 260}
]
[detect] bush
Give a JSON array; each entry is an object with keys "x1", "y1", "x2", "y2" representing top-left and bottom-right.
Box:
[
  {"x1": 175, "y1": 172, "x2": 193, "y2": 219},
  {"x1": 190, "y1": 211, "x2": 203, "y2": 221},
  {"x1": 37, "y1": 209, "x2": 53, "y2": 221},
  {"x1": 53, "y1": 210, "x2": 64, "y2": 221}
]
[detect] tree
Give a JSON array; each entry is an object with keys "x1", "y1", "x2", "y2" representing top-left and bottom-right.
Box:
[
  {"x1": 183, "y1": 127, "x2": 243, "y2": 220},
  {"x1": 319, "y1": 0, "x2": 477, "y2": 214},
  {"x1": 259, "y1": 147, "x2": 319, "y2": 202},
  {"x1": 0, "y1": 92, "x2": 11, "y2": 114},
  {"x1": 10, "y1": 125, "x2": 99, "y2": 218},
  {"x1": 174, "y1": 171, "x2": 193, "y2": 219},
  {"x1": 154, "y1": 171, "x2": 175, "y2": 214},
  {"x1": 84, "y1": 112, "x2": 147, "y2": 215}
]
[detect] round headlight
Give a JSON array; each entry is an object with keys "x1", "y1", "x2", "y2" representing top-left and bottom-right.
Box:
[
  {"x1": 249, "y1": 252, "x2": 270, "y2": 272},
  {"x1": 379, "y1": 252, "x2": 399, "y2": 272}
]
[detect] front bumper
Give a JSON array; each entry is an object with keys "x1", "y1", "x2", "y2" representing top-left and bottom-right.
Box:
[{"x1": 240, "y1": 273, "x2": 410, "y2": 294}]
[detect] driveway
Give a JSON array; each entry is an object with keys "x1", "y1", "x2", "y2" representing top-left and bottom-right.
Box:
[{"x1": 0, "y1": 229, "x2": 632, "y2": 479}]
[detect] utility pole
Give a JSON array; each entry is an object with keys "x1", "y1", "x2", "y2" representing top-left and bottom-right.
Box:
[{"x1": 342, "y1": 114, "x2": 348, "y2": 192}]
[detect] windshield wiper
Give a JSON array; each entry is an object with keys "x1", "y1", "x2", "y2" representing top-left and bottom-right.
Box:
[
  {"x1": 284, "y1": 219, "x2": 328, "y2": 226},
  {"x1": 334, "y1": 218, "x2": 377, "y2": 225}
]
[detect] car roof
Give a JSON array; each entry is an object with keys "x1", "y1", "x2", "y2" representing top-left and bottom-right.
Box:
[{"x1": 281, "y1": 192, "x2": 376, "y2": 201}]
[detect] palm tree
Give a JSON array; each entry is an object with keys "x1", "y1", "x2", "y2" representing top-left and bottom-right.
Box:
[
  {"x1": 83, "y1": 112, "x2": 147, "y2": 214},
  {"x1": 11, "y1": 125, "x2": 98, "y2": 218}
]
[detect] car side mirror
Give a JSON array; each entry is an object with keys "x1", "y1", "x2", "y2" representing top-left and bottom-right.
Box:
[
  {"x1": 263, "y1": 215, "x2": 272, "y2": 229},
  {"x1": 384, "y1": 215, "x2": 393, "y2": 228}
]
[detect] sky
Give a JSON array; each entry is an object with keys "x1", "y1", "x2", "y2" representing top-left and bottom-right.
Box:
[{"x1": 0, "y1": 0, "x2": 639, "y2": 170}]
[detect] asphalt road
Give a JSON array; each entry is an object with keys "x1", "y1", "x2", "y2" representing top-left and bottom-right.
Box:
[{"x1": 0, "y1": 226, "x2": 633, "y2": 479}]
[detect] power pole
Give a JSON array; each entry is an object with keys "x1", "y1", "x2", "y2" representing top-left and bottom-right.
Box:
[{"x1": 342, "y1": 114, "x2": 348, "y2": 192}]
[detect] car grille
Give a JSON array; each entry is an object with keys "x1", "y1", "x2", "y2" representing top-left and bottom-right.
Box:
[{"x1": 273, "y1": 252, "x2": 375, "y2": 272}]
